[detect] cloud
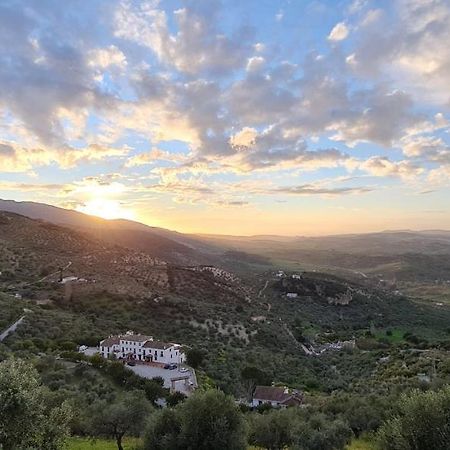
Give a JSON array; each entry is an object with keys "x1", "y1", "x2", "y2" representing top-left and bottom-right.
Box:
[
  {"x1": 114, "y1": 1, "x2": 252, "y2": 75},
  {"x1": 0, "y1": 1, "x2": 117, "y2": 146},
  {"x1": 329, "y1": 89, "x2": 423, "y2": 147},
  {"x1": 246, "y1": 56, "x2": 265, "y2": 73},
  {"x1": 328, "y1": 22, "x2": 349, "y2": 41},
  {"x1": 359, "y1": 156, "x2": 423, "y2": 179},
  {"x1": 0, "y1": 181, "x2": 69, "y2": 192},
  {"x1": 1, "y1": 0, "x2": 449, "y2": 212},
  {"x1": 229, "y1": 127, "x2": 258, "y2": 149},
  {"x1": 347, "y1": 0, "x2": 450, "y2": 104},
  {"x1": 0, "y1": 141, "x2": 129, "y2": 172},
  {"x1": 269, "y1": 184, "x2": 372, "y2": 196},
  {"x1": 87, "y1": 45, "x2": 127, "y2": 69},
  {"x1": 125, "y1": 147, "x2": 188, "y2": 168}
]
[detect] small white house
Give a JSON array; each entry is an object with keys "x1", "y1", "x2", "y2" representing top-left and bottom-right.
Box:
[
  {"x1": 252, "y1": 386, "x2": 303, "y2": 408},
  {"x1": 286, "y1": 292, "x2": 298, "y2": 298},
  {"x1": 99, "y1": 332, "x2": 185, "y2": 364}
]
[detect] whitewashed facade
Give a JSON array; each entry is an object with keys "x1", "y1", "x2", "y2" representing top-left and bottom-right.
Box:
[{"x1": 100, "y1": 332, "x2": 185, "y2": 364}]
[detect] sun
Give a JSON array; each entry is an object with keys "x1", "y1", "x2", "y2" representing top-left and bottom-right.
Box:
[{"x1": 77, "y1": 198, "x2": 136, "y2": 221}]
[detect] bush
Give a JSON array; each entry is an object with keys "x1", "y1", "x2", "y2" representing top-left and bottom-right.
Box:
[
  {"x1": 377, "y1": 386, "x2": 450, "y2": 450},
  {"x1": 144, "y1": 389, "x2": 246, "y2": 450}
]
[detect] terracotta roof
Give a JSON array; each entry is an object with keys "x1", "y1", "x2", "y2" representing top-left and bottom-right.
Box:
[
  {"x1": 100, "y1": 337, "x2": 119, "y2": 347},
  {"x1": 142, "y1": 340, "x2": 173, "y2": 350},
  {"x1": 253, "y1": 386, "x2": 302, "y2": 405}
]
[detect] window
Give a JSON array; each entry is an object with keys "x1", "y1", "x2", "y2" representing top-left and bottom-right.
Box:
[{"x1": 160, "y1": 351, "x2": 163, "y2": 357}]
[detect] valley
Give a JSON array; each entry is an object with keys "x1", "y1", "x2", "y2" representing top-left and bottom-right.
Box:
[{"x1": 1, "y1": 204, "x2": 450, "y2": 449}]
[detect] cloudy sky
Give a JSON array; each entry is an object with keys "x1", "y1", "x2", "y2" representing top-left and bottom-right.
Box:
[{"x1": 1, "y1": 0, "x2": 450, "y2": 235}]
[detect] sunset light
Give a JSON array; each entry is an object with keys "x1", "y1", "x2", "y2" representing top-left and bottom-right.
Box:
[
  {"x1": 77, "y1": 198, "x2": 136, "y2": 221},
  {"x1": 1, "y1": 2, "x2": 450, "y2": 448}
]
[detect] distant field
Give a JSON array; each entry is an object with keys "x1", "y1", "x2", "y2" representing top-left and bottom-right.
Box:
[
  {"x1": 67, "y1": 437, "x2": 141, "y2": 450},
  {"x1": 402, "y1": 283, "x2": 450, "y2": 304},
  {"x1": 375, "y1": 328, "x2": 405, "y2": 344}
]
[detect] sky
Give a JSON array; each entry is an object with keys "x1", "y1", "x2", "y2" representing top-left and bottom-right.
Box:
[{"x1": 0, "y1": 0, "x2": 450, "y2": 236}]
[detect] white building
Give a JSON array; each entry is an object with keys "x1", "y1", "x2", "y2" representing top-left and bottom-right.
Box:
[
  {"x1": 100, "y1": 332, "x2": 186, "y2": 365},
  {"x1": 286, "y1": 292, "x2": 298, "y2": 298}
]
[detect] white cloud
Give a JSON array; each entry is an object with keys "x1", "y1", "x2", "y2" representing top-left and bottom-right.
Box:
[
  {"x1": 328, "y1": 22, "x2": 349, "y2": 41},
  {"x1": 246, "y1": 56, "x2": 265, "y2": 73},
  {"x1": 114, "y1": 1, "x2": 251, "y2": 75},
  {"x1": 359, "y1": 156, "x2": 423, "y2": 179},
  {"x1": 87, "y1": 45, "x2": 127, "y2": 69}
]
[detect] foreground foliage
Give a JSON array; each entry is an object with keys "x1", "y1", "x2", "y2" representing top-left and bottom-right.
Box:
[
  {"x1": 144, "y1": 389, "x2": 247, "y2": 450},
  {"x1": 377, "y1": 386, "x2": 450, "y2": 450},
  {"x1": 0, "y1": 358, "x2": 71, "y2": 450}
]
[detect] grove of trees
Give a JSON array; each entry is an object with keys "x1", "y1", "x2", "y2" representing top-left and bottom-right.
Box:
[{"x1": 1, "y1": 355, "x2": 450, "y2": 450}]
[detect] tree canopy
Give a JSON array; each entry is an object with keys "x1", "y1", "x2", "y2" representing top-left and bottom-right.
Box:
[
  {"x1": 144, "y1": 389, "x2": 247, "y2": 450},
  {"x1": 88, "y1": 391, "x2": 152, "y2": 450},
  {"x1": 377, "y1": 386, "x2": 450, "y2": 450},
  {"x1": 0, "y1": 358, "x2": 72, "y2": 450}
]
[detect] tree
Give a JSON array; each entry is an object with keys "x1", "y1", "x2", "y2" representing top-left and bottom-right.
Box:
[
  {"x1": 166, "y1": 391, "x2": 187, "y2": 407},
  {"x1": 186, "y1": 348, "x2": 204, "y2": 368},
  {"x1": 144, "y1": 379, "x2": 166, "y2": 404},
  {"x1": 248, "y1": 408, "x2": 295, "y2": 450},
  {"x1": 144, "y1": 390, "x2": 247, "y2": 450},
  {"x1": 0, "y1": 358, "x2": 72, "y2": 450},
  {"x1": 293, "y1": 413, "x2": 352, "y2": 450},
  {"x1": 377, "y1": 386, "x2": 450, "y2": 450},
  {"x1": 180, "y1": 389, "x2": 247, "y2": 450},
  {"x1": 89, "y1": 391, "x2": 152, "y2": 450},
  {"x1": 241, "y1": 366, "x2": 271, "y2": 402},
  {"x1": 144, "y1": 408, "x2": 182, "y2": 450}
]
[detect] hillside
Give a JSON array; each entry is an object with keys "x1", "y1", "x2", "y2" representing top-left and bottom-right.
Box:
[
  {"x1": 0, "y1": 212, "x2": 249, "y2": 303},
  {"x1": 0, "y1": 199, "x2": 220, "y2": 265},
  {"x1": 1, "y1": 211, "x2": 450, "y2": 397},
  {"x1": 197, "y1": 230, "x2": 450, "y2": 296}
]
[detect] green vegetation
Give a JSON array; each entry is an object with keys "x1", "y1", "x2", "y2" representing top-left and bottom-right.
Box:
[
  {"x1": 1, "y1": 213, "x2": 450, "y2": 449},
  {"x1": 144, "y1": 390, "x2": 247, "y2": 450},
  {"x1": 377, "y1": 387, "x2": 450, "y2": 450},
  {"x1": 0, "y1": 359, "x2": 71, "y2": 450}
]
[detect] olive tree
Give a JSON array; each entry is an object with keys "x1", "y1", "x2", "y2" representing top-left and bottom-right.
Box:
[
  {"x1": 248, "y1": 408, "x2": 296, "y2": 450},
  {"x1": 88, "y1": 390, "x2": 152, "y2": 450},
  {"x1": 144, "y1": 389, "x2": 247, "y2": 450},
  {"x1": 377, "y1": 386, "x2": 450, "y2": 450},
  {"x1": 0, "y1": 358, "x2": 72, "y2": 450}
]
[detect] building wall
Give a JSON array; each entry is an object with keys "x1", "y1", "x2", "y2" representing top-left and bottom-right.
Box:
[
  {"x1": 251, "y1": 399, "x2": 282, "y2": 408},
  {"x1": 100, "y1": 340, "x2": 185, "y2": 364}
]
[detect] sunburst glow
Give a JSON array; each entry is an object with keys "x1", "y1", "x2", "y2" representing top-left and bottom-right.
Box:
[{"x1": 77, "y1": 199, "x2": 136, "y2": 221}]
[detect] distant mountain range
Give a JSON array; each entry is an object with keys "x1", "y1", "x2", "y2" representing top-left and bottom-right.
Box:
[
  {"x1": 0, "y1": 199, "x2": 221, "y2": 266},
  {"x1": 2, "y1": 198, "x2": 450, "y2": 282}
]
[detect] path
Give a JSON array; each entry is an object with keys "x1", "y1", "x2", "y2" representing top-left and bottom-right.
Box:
[
  {"x1": 258, "y1": 280, "x2": 269, "y2": 298},
  {"x1": 0, "y1": 316, "x2": 25, "y2": 342},
  {"x1": 279, "y1": 318, "x2": 317, "y2": 356},
  {"x1": 35, "y1": 261, "x2": 72, "y2": 284}
]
